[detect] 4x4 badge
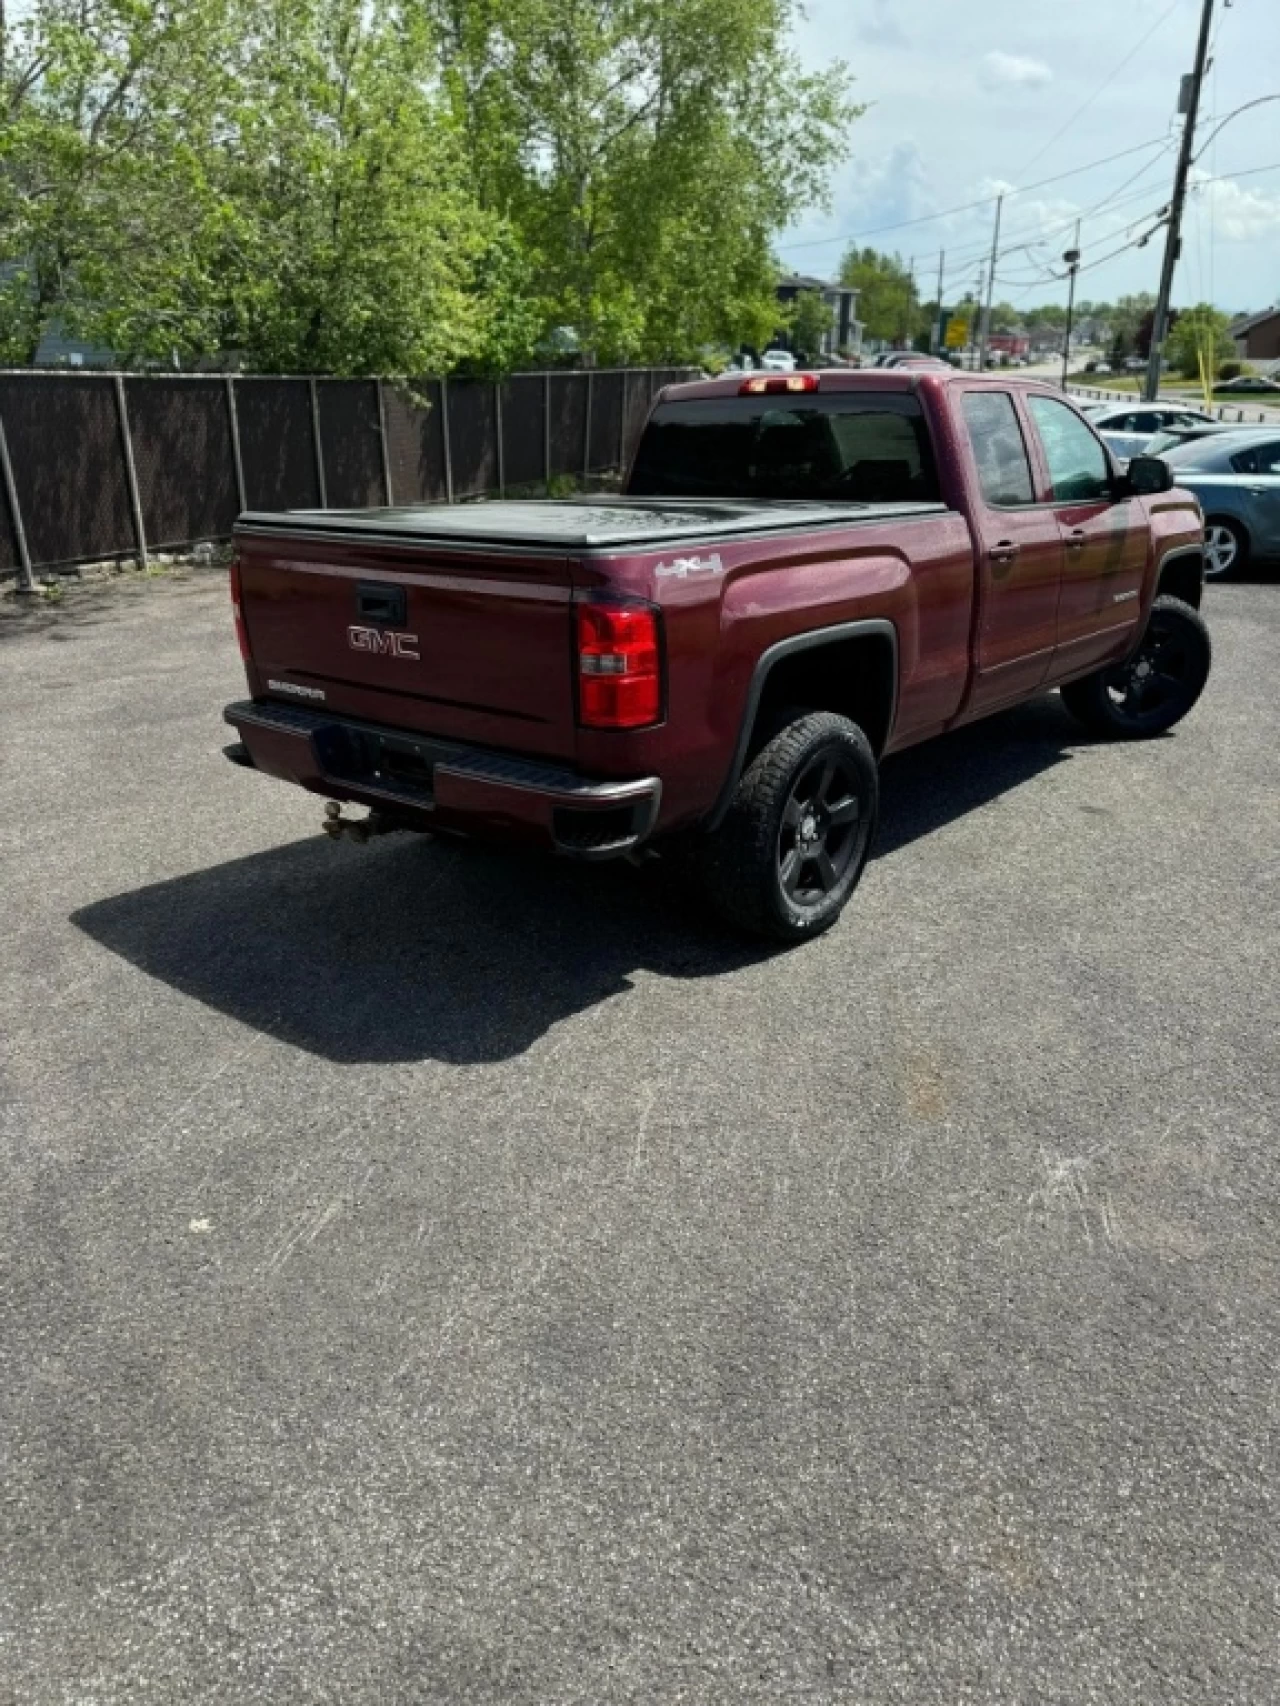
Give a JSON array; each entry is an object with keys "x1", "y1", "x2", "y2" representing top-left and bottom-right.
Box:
[{"x1": 654, "y1": 553, "x2": 724, "y2": 579}]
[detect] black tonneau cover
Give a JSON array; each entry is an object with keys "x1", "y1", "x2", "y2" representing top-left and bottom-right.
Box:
[{"x1": 236, "y1": 495, "x2": 948, "y2": 553}]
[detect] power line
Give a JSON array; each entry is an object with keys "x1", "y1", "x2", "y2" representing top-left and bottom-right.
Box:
[
  {"x1": 1014, "y1": 0, "x2": 1183, "y2": 180},
  {"x1": 986, "y1": 160, "x2": 1280, "y2": 294},
  {"x1": 923, "y1": 152, "x2": 1276, "y2": 291},
  {"x1": 1193, "y1": 94, "x2": 1280, "y2": 163},
  {"x1": 780, "y1": 135, "x2": 1174, "y2": 253},
  {"x1": 908, "y1": 162, "x2": 1181, "y2": 289},
  {"x1": 974, "y1": 104, "x2": 1246, "y2": 279},
  {"x1": 919, "y1": 157, "x2": 1177, "y2": 275}
]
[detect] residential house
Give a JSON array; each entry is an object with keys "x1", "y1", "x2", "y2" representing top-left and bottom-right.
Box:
[
  {"x1": 1229, "y1": 307, "x2": 1280, "y2": 363},
  {"x1": 775, "y1": 274, "x2": 863, "y2": 359}
]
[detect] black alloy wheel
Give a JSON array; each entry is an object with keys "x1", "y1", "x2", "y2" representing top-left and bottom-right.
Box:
[
  {"x1": 778, "y1": 751, "x2": 864, "y2": 907},
  {"x1": 697, "y1": 710, "x2": 879, "y2": 941},
  {"x1": 1060, "y1": 595, "x2": 1211, "y2": 739}
]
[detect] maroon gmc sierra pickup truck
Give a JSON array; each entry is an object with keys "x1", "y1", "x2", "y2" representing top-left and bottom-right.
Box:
[{"x1": 224, "y1": 369, "x2": 1210, "y2": 941}]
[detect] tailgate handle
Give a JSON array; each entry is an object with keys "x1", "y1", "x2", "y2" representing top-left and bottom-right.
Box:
[{"x1": 356, "y1": 582, "x2": 407, "y2": 626}]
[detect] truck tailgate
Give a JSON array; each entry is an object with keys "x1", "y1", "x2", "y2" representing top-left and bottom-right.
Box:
[{"x1": 235, "y1": 526, "x2": 577, "y2": 756}]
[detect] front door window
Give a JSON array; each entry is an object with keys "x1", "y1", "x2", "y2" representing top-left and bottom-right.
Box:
[{"x1": 1026, "y1": 396, "x2": 1111, "y2": 501}]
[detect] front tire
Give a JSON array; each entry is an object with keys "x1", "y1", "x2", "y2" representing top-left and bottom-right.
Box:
[
  {"x1": 1203, "y1": 518, "x2": 1248, "y2": 581},
  {"x1": 698, "y1": 711, "x2": 878, "y2": 942},
  {"x1": 1060, "y1": 595, "x2": 1211, "y2": 739}
]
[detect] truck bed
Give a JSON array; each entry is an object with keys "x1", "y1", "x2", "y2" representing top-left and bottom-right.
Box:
[{"x1": 236, "y1": 495, "x2": 950, "y2": 553}]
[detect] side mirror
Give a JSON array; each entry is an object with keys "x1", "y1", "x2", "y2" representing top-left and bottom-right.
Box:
[{"x1": 1125, "y1": 454, "x2": 1175, "y2": 496}]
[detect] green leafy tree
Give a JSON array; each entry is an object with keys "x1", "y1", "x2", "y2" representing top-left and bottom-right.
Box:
[
  {"x1": 215, "y1": 0, "x2": 542, "y2": 375},
  {"x1": 788, "y1": 288, "x2": 833, "y2": 359},
  {"x1": 1023, "y1": 304, "x2": 1068, "y2": 330},
  {"x1": 0, "y1": 0, "x2": 242, "y2": 363},
  {"x1": 0, "y1": 0, "x2": 545, "y2": 373},
  {"x1": 0, "y1": 0, "x2": 860, "y2": 374},
  {"x1": 1168, "y1": 302, "x2": 1234, "y2": 381},
  {"x1": 836, "y1": 246, "x2": 918, "y2": 344},
  {"x1": 1103, "y1": 292, "x2": 1156, "y2": 360},
  {"x1": 427, "y1": 0, "x2": 861, "y2": 364}
]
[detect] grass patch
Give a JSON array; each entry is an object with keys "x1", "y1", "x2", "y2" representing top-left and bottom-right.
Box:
[{"x1": 1066, "y1": 373, "x2": 1276, "y2": 409}]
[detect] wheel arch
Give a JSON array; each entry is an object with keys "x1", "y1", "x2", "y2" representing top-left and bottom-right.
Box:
[
  {"x1": 1155, "y1": 543, "x2": 1207, "y2": 610},
  {"x1": 1203, "y1": 510, "x2": 1249, "y2": 536},
  {"x1": 707, "y1": 619, "x2": 898, "y2": 830}
]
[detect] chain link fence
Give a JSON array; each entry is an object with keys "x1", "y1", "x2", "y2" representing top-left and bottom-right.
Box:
[{"x1": 0, "y1": 366, "x2": 697, "y2": 590}]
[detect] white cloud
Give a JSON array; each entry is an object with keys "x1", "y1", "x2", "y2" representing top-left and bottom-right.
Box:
[
  {"x1": 781, "y1": 0, "x2": 1280, "y2": 308},
  {"x1": 1189, "y1": 169, "x2": 1280, "y2": 243},
  {"x1": 980, "y1": 51, "x2": 1053, "y2": 89}
]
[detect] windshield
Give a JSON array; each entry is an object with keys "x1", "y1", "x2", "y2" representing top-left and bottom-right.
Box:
[
  {"x1": 1146, "y1": 432, "x2": 1193, "y2": 456},
  {"x1": 1161, "y1": 437, "x2": 1226, "y2": 466},
  {"x1": 628, "y1": 392, "x2": 941, "y2": 502}
]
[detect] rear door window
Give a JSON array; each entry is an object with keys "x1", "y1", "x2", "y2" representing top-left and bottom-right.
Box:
[
  {"x1": 1026, "y1": 395, "x2": 1111, "y2": 502},
  {"x1": 1230, "y1": 440, "x2": 1280, "y2": 474},
  {"x1": 628, "y1": 393, "x2": 940, "y2": 502},
  {"x1": 960, "y1": 391, "x2": 1035, "y2": 506}
]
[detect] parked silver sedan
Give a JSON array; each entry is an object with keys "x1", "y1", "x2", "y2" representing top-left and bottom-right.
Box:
[
  {"x1": 1160, "y1": 428, "x2": 1280, "y2": 579},
  {"x1": 1083, "y1": 402, "x2": 1218, "y2": 461}
]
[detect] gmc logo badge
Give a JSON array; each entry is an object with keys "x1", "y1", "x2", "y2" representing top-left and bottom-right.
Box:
[{"x1": 348, "y1": 625, "x2": 420, "y2": 660}]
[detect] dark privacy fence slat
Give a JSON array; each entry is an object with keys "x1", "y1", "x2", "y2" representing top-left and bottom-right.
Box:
[
  {"x1": 381, "y1": 381, "x2": 447, "y2": 506},
  {"x1": 447, "y1": 380, "x2": 499, "y2": 500},
  {"x1": 0, "y1": 376, "x2": 136, "y2": 569},
  {"x1": 125, "y1": 377, "x2": 239, "y2": 549},
  {"x1": 587, "y1": 370, "x2": 624, "y2": 473},
  {"x1": 0, "y1": 368, "x2": 697, "y2": 583},
  {"x1": 317, "y1": 380, "x2": 385, "y2": 510},
  {"x1": 236, "y1": 380, "x2": 320, "y2": 514},
  {"x1": 549, "y1": 374, "x2": 589, "y2": 480},
  {"x1": 500, "y1": 375, "x2": 546, "y2": 489}
]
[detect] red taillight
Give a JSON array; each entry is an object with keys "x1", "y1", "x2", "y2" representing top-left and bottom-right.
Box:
[
  {"x1": 228, "y1": 554, "x2": 249, "y2": 662},
  {"x1": 739, "y1": 373, "x2": 819, "y2": 395},
  {"x1": 576, "y1": 602, "x2": 662, "y2": 729}
]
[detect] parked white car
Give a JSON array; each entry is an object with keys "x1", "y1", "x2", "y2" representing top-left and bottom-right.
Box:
[
  {"x1": 1084, "y1": 402, "x2": 1218, "y2": 461},
  {"x1": 759, "y1": 350, "x2": 798, "y2": 373}
]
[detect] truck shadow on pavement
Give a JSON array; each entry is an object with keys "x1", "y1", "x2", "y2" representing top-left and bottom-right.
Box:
[{"x1": 74, "y1": 695, "x2": 1080, "y2": 1064}]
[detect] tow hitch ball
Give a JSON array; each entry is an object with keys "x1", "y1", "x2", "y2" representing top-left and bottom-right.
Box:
[{"x1": 322, "y1": 801, "x2": 398, "y2": 843}]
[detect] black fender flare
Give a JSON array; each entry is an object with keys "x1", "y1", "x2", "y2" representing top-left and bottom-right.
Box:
[
  {"x1": 707, "y1": 618, "x2": 899, "y2": 830},
  {"x1": 1154, "y1": 542, "x2": 1207, "y2": 609}
]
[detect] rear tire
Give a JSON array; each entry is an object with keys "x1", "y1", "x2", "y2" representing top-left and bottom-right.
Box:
[
  {"x1": 1060, "y1": 595, "x2": 1211, "y2": 739},
  {"x1": 1203, "y1": 517, "x2": 1248, "y2": 581},
  {"x1": 698, "y1": 711, "x2": 878, "y2": 942}
]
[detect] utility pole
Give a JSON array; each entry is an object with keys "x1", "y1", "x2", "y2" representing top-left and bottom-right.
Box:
[
  {"x1": 1061, "y1": 221, "x2": 1082, "y2": 390},
  {"x1": 971, "y1": 270, "x2": 984, "y2": 370},
  {"x1": 978, "y1": 194, "x2": 1003, "y2": 371},
  {"x1": 932, "y1": 250, "x2": 946, "y2": 355},
  {"x1": 1144, "y1": 0, "x2": 1215, "y2": 401}
]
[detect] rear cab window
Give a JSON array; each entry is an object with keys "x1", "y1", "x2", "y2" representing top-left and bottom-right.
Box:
[
  {"x1": 628, "y1": 392, "x2": 940, "y2": 502},
  {"x1": 960, "y1": 391, "x2": 1035, "y2": 506}
]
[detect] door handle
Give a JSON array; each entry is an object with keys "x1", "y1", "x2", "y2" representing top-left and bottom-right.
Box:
[
  {"x1": 988, "y1": 541, "x2": 1021, "y2": 564},
  {"x1": 1065, "y1": 529, "x2": 1087, "y2": 550}
]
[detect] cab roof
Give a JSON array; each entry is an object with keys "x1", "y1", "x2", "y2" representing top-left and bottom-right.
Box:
[{"x1": 659, "y1": 367, "x2": 1058, "y2": 404}]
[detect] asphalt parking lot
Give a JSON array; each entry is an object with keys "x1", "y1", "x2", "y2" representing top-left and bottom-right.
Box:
[{"x1": 2, "y1": 567, "x2": 1278, "y2": 1704}]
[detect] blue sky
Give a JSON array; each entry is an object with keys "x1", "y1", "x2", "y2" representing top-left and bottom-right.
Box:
[{"x1": 779, "y1": 0, "x2": 1280, "y2": 314}]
